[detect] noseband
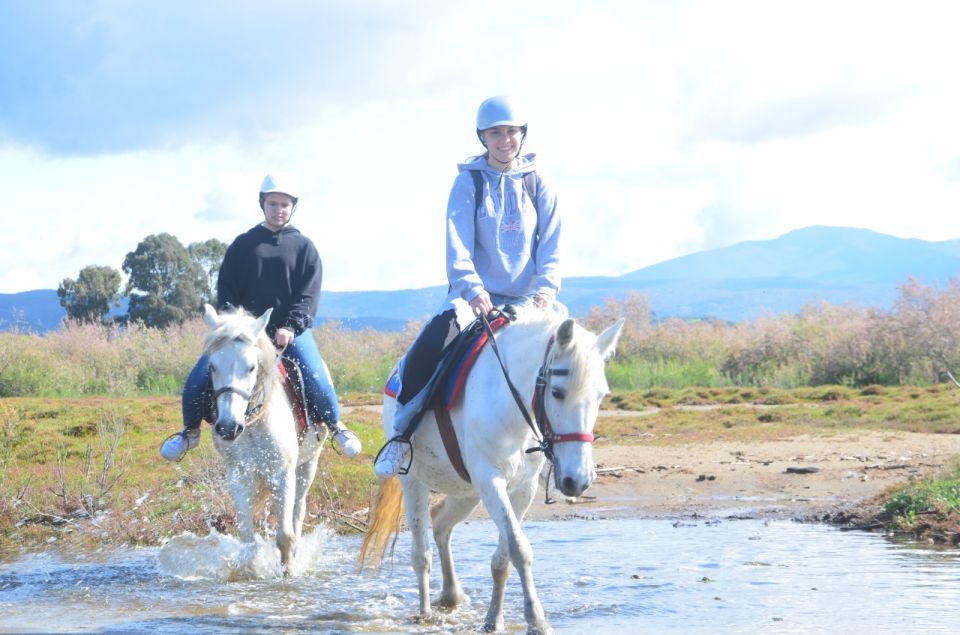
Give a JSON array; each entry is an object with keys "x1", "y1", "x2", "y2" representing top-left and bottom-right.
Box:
[{"x1": 211, "y1": 383, "x2": 264, "y2": 419}]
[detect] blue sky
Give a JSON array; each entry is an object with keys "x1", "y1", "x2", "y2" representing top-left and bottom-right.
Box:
[{"x1": 2, "y1": 0, "x2": 959, "y2": 294}]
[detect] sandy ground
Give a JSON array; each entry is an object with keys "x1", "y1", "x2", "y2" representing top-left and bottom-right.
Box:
[{"x1": 523, "y1": 430, "x2": 960, "y2": 522}]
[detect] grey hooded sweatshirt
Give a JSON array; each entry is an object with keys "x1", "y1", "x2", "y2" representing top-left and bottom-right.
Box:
[{"x1": 444, "y1": 153, "x2": 561, "y2": 310}]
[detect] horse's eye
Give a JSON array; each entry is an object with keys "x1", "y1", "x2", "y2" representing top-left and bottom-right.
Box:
[
  {"x1": 247, "y1": 365, "x2": 256, "y2": 374},
  {"x1": 209, "y1": 363, "x2": 217, "y2": 373},
  {"x1": 551, "y1": 387, "x2": 566, "y2": 400}
]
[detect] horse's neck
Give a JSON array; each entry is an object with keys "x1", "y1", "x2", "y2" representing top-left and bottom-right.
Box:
[
  {"x1": 251, "y1": 357, "x2": 284, "y2": 421},
  {"x1": 496, "y1": 321, "x2": 554, "y2": 392}
]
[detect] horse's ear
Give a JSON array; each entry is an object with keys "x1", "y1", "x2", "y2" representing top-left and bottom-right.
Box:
[
  {"x1": 203, "y1": 304, "x2": 219, "y2": 329},
  {"x1": 253, "y1": 308, "x2": 273, "y2": 338},
  {"x1": 556, "y1": 318, "x2": 576, "y2": 349},
  {"x1": 596, "y1": 318, "x2": 625, "y2": 360}
]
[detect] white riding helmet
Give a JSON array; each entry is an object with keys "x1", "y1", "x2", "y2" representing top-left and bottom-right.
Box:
[
  {"x1": 259, "y1": 173, "x2": 299, "y2": 206},
  {"x1": 475, "y1": 96, "x2": 528, "y2": 145}
]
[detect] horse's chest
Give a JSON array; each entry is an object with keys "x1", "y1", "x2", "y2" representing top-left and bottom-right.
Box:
[{"x1": 214, "y1": 432, "x2": 296, "y2": 468}]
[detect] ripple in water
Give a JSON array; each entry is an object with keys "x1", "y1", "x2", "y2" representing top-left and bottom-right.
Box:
[{"x1": 1, "y1": 518, "x2": 960, "y2": 634}]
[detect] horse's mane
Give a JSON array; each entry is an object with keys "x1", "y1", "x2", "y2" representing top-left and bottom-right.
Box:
[
  {"x1": 202, "y1": 308, "x2": 279, "y2": 422},
  {"x1": 507, "y1": 306, "x2": 606, "y2": 404}
]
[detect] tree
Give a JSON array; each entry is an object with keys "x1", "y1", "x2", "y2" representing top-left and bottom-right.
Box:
[
  {"x1": 122, "y1": 233, "x2": 206, "y2": 328},
  {"x1": 56, "y1": 265, "x2": 122, "y2": 324},
  {"x1": 188, "y1": 238, "x2": 228, "y2": 305}
]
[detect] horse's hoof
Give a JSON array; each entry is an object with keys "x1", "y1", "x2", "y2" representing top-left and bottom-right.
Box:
[
  {"x1": 412, "y1": 611, "x2": 438, "y2": 625},
  {"x1": 438, "y1": 590, "x2": 465, "y2": 609}
]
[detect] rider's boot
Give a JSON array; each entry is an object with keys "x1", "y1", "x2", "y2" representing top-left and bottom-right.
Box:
[
  {"x1": 328, "y1": 421, "x2": 362, "y2": 457},
  {"x1": 373, "y1": 400, "x2": 418, "y2": 478},
  {"x1": 373, "y1": 435, "x2": 413, "y2": 478},
  {"x1": 159, "y1": 427, "x2": 201, "y2": 462}
]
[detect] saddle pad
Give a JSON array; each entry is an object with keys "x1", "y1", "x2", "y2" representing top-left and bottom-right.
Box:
[
  {"x1": 381, "y1": 313, "x2": 510, "y2": 409},
  {"x1": 384, "y1": 367, "x2": 401, "y2": 399},
  {"x1": 441, "y1": 314, "x2": 509, "y2": 409}
]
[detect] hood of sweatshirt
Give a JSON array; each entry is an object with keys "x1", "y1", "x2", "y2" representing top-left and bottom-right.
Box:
[
  {"x1": 456, "y1": 152, "x2": 538, "y2": 176},
  {"x1": 255, "y1": 222, "x2": 301, "y2": 245}
]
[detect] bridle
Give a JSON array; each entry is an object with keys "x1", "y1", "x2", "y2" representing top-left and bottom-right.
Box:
[
  {"x1": 209, "y1": 358, "x2": 267, "y2": 422},
  {"x1": 530, "y1": 335, "x2": 595, "y2": 456},
  {"x1": 480, "y1": 312, "x2": 594, "y2": 464}
]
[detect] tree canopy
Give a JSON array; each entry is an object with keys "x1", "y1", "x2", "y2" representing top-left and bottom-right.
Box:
[
  {"x1": 56, "y1": 265, "x2": 122, "y2": 324},
  {"x1": 188, "y1": 238, "x2": 228, "y2": 305},
  {"x1": 122, "y1": 233, "x2": 206, "y2": 327}
]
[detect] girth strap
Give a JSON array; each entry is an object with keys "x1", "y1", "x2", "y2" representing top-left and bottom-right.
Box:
[{"x1": 433, "y1": 397, "x2": 471, "y2": 483}]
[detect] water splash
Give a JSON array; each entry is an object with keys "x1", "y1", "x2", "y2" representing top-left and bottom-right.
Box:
[{"x1": 157, "y1": 524, "x2": 337, "y2": 580}]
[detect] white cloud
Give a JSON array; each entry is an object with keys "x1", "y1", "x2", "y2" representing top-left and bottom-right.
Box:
[{"x1": 3, "y1": 0, "x2": 960, "y2": 296}]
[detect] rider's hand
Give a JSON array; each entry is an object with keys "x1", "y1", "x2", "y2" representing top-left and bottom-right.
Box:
[
  {"x1": 274, "y1": 327, "x2": 295, "y2": 348},
  {"x1": 469, "y1": 290, "x2": 493, "y2": 317}
]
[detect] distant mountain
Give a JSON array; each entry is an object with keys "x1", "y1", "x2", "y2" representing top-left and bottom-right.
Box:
[
  {"x1": 4, "y1": 226, "x2": 959, "y2": 332},
  {"x1": 0, "y1": 289, "x2": 63, "y2": 332},
  {"x1": 622, "y1": 226, "x2": 960, "y2": 284}
]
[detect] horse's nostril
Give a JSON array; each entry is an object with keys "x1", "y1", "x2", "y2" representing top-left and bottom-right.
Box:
[{"x1": 215, "y1": 422, "x2": 242, "y2": 441}]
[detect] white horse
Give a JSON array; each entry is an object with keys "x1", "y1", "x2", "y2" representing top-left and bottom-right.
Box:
[
  {"x1": 361, "y1": 308, "x2": 624, "y2": 634},
  {"x1": 201, "y1": 304, "x2": 326, "y2": 575}
]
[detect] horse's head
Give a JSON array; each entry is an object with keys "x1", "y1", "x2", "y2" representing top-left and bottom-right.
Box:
[
  {"x1": 540, "y1": 316, "x2": 624, "y2": 498},
  {"x1": 202, "y1": 304, "x2": 276, "y2": 442}
]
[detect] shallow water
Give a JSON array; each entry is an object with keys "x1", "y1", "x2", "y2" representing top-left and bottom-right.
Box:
[{"x1": 1, "y1": 518, "x2": 959, "y2": 634}]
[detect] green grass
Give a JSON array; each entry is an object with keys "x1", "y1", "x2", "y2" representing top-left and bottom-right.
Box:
[
  {"x1": 4, "y1": 386, "x2": 960, "y2": 550},
  {"x1": 0, "y1": 396, "x2": 387, "y2": 551},
  {"x1": 606, "y1": 358, "x2": 733, "y2": 390},
  {"x1": 883, "y1": 463, "x2": 960, "y2": 531}
]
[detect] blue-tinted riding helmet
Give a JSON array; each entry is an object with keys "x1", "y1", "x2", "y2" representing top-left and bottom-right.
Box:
[{"x1": 475, "y1": 96, "x2": 528, "y2": 146}]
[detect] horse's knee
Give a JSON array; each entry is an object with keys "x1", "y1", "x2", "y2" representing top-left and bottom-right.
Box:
[
  {"x1": 411, "y1": 548, "x2": 431, "y2": 573},
  {"x1": 507, "y1": 534, "x2": 533, "y2": 567}
]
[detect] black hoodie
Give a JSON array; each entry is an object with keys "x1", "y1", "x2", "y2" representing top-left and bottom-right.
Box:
[{"x1": 217, "y1": 224, "x2": 322, "y2": 337}]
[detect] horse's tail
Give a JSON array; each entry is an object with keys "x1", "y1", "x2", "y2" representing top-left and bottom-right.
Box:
[{"x1": 358, "y1": 476, "x2": 404, "y2": 571}]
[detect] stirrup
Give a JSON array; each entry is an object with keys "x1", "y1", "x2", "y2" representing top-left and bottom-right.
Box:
[{"x1": 374, "y1": 436, "x2": 413, "y2": 476}]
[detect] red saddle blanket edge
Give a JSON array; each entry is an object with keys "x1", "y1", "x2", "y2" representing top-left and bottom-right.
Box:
[
  {"x1": 382, "y1": 314, "x2": 510, "y2": 410},
  {"x1": 278, "y1": 361, "x2": 309, "y2": 441}
]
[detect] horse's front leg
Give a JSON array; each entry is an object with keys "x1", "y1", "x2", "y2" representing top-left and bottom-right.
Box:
[
  {"x1": 484, "y1": 471, "x2": 541, "y2": 633},
  {"x1": 486, "y1": 533, "x2": 510, "y2": 633},
  {"x1": 272, "y1": 464, "x2": 298, "y2": 576},
  {"x1": 226, "y1": 467, "x2": 256, "y2": 544},
  {"x1": 430, "y1": 495, "x2": 479, "y2": 609},
  {"x1": 477, "y1": 476, "x2": 550, "y2": 635},
  {"x1": 292, "y1": 455, "x2": 320, "y2": 541},
  {"x1": 400, "y1": 477, "x2": 433, "y2": 619}
]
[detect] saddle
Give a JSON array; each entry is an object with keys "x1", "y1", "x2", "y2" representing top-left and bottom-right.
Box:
[{"x1": 384, "y1": 306, "x2": 515, "y2": 482}]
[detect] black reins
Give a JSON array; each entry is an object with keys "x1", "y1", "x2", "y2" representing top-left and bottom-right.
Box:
[{"x1": 479, "y1": 310, "x2": 570, "y2": 463}]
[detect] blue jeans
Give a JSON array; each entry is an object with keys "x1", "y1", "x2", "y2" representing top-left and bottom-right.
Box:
[{"x1": 182, "y1": 329, "x2": 340, "y2": 430}]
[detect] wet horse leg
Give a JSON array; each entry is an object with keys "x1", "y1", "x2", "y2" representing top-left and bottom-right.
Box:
[
  {"x1": 292, "y1": 455, "x2": 320, "y2": 541},
  {"x1": 227, "y1": 467, "x2": 256, "y2": 544},
  {"x1": 484, "y1": 474, "x2": 540, "y2": 632},
  {"x1": 401, "y1": 477, "x2": 433, "y2": 618},
  {"x1": 271, "y1": 465, "x2": 297, "y2": 575},
  {"x1": 485, "y1": 532, "x2": 510, "y2": 632},
  {"x1": 478, "y1": 477, "x2": 550, "y2": 635},
  {"x1": 430, "y1": 495, "x2": 480, "y2": 609}
]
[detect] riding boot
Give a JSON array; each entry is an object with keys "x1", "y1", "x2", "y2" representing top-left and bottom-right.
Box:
[
  {"x1": 374, "y1": 363, "x2": 445, "y2": 478},
  {"x1": 327, "y1": 421, "x2": 362, "y2": 457},
  {"x1": 159, "y1": 427, "x2": 200, "y2": 462}
]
